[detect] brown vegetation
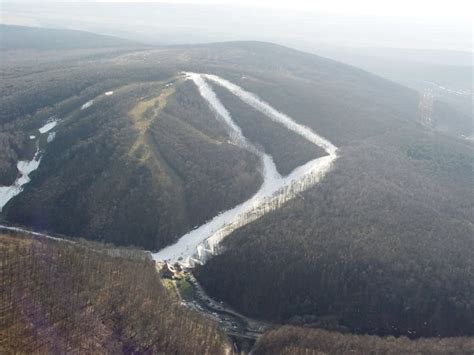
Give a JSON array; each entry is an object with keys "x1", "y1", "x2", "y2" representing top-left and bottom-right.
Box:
[
  {"x1": 0, "y1": 132, "x2": 28, "y2": 186},
  {"x1": 0, "y1": 232, "x2": 228, "y2": 354},
  {"x1": 254, "y1": 326, "x2": 474, "y2": 354}
]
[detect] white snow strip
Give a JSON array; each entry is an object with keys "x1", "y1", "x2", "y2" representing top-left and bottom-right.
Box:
[
  {"x1": 39, "y1": 120, "x2": 58, "y2": 134},
  {"x1": 186, "y1": 73, "x2": 260, "y2": 155},
  {"x1": 204, "y1": 74, "x2": 338, "y2": 156},
  {"x1": 4, "y1": 117, "x2": 61, "y2": 210},
  {"x1": 81, "y1": 100, "x2": 94, "y2": 110},
  {"x1": 153, "y1": 73, "x2": 338, "y2": 266},
  {"x1": 105, "y1": 91, "x2": 114, "y2": 96},
  {"x1": 0, "y1": 149, "x2": 42, "y2": 212}
]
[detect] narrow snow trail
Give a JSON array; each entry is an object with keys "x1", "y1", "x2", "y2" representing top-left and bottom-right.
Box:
[
  {"x1": 204, "y1": 74, "x2": 338, "y2": 156},
  {"x1": 81, "y1": 100, "x2": 94, "y2": 110},
  {"x1": 153, "y1": 73, "x2": 338, "y2": 266},
  {"x1": 0, "y1": 224, "x2": 66, "y2": 242},
  {"x1": 186, "y1": 73, "x2": 262, "y2": 156},
  {"x1": 0, "y1": 149, "x2": 42, "y2": 212},
  {"x1": 0, "y1": 118, "x2": 61, "y2": 212}
]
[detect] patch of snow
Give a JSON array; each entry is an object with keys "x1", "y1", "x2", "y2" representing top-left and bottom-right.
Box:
[
  {"x1": 0, "y1": 149, "x2": 42, "y2": 212},
  {"x1": 153, "y1": 73, "x2": 338, "y2": 266},
  {"x1": 105, "y1": 91, "x2": 114, "y2": 96},
  {"x1": 39, "y1": 120, "x2": 58, "y2": 134},
  {"x1": 81, "y1": 100, "x2": 94, "y2": 110},
  {"x1": 47, "y1": 132, "x2": 56, "y2": 143}
]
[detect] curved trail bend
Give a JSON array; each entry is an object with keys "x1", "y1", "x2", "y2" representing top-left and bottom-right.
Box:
[{"x1": 153, "y1": 73, "x2": 339, "y2": 266}]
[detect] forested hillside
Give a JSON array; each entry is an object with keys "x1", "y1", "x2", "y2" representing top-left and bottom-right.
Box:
[
  {"x1": 0, "y1": 232, "x2": 228, "y2": 353},
  {"x1": 4, "y1": 79, "x2": 261, "y2": 250},
  {"x1": 254, "y1": 326, "x2": 474, "y2": 354},
  {"x1": 0, "y1": 35, "x2": 447, "y2": 249},
  {"x1": 2, "y1": 38, "x2": 425, "y2": 250},
  {"x1": 0, "y1": 25, "x2": 140, "y2": 50},
  {"x1": 210, "y1": 83, "x2": 326, "y2": 175},
  {"x1": 196, "y1": 126, "x2": 474, "y2": 338},
  {"x1": 2, "y1": 29, "x2": 473, "y2": 343}
]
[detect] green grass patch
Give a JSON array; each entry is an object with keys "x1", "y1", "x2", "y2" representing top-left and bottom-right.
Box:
[
  {"x1": 160, "y1": 278, "x2": 179, "y2": 300},
  {"x1": 176, "y1": 277, "x2": 194, "y2": 301}
]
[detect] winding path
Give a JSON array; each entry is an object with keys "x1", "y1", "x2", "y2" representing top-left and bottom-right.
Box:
[{"x1": 152, "y1": 73, "x2": 338, "y2": 266}]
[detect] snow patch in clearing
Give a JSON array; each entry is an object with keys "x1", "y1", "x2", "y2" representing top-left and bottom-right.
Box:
[
  {"x1": 0, "y1": 149, "x2": 42, "y2": 212},
  {"x1": 81, "y1": 100, "x2": 94, "y2": 110},
  {"x1": 39, "y1": 119, "x2": 58, "y2": 134}
]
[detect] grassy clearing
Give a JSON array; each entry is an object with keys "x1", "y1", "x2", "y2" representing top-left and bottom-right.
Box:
[
  {"x1": 164, "y1": 112, "x2": 223, "y2": 146},
  {"x1": 160, "y1": 278, "x2": 180, "y2": 301},
  {"x1": 176, "y1": 277, "x2": 194, "y2": 301},
  {"x1": 127, "y1": 80, "x2": 192, "y2": 230},
  {"x1": 159, "y1": 275, "x2": 194, "y2": 303},
  {"x1": 128, "y1": 84, "x2": 176, "y2": 160}
]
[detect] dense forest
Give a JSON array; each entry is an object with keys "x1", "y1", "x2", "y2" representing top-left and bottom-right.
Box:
[
  {"x1": 210, "y1": 83, "x2": 326, "y2": 175},
  {"x1": 0, "y1": 131, "x2": 28, "y2": 186},
  {"x1": 196, "y1": 126, "x2": 474, "y2": 338},
  {"x1": 0, "y1": 232, "x2": 228, "y2": 353},
  {"x1": 0, "y1": 25, "x2": 141, "y2": 50},
  {"x1": 253, "y1": 326, "x2": 474, "y2": 354},
  {"x1": 3, "y1": 230, "x2": 473, "y2": 354}
]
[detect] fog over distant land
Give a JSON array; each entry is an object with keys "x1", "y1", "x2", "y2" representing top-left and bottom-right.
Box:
[
  {"x1": 2, "y1": 1, "x2": 470, "y2": 119},
  {"x1": 1, "y1": 1, "x2": 472, "y2": 52}
]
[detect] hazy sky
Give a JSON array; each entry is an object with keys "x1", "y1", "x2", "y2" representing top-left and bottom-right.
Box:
[
  {"x1": 95, "y1": 0, "x2": 473, "y2": 19},
  {"x1": 7, "y1": 0, "x2": 472, "y2": 19},
  {"x1": 2, "y1": 0, "x2": 472, "y2": 51}
]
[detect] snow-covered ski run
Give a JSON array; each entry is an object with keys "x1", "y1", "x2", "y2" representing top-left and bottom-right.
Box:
[{"x1": 152, "y1": 73, "x2": 339, "y2": 266}]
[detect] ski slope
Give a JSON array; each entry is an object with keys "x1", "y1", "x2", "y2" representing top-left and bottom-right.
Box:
[{"x1": 153, "y1": 73, "x2": 338, "y2": 266}]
